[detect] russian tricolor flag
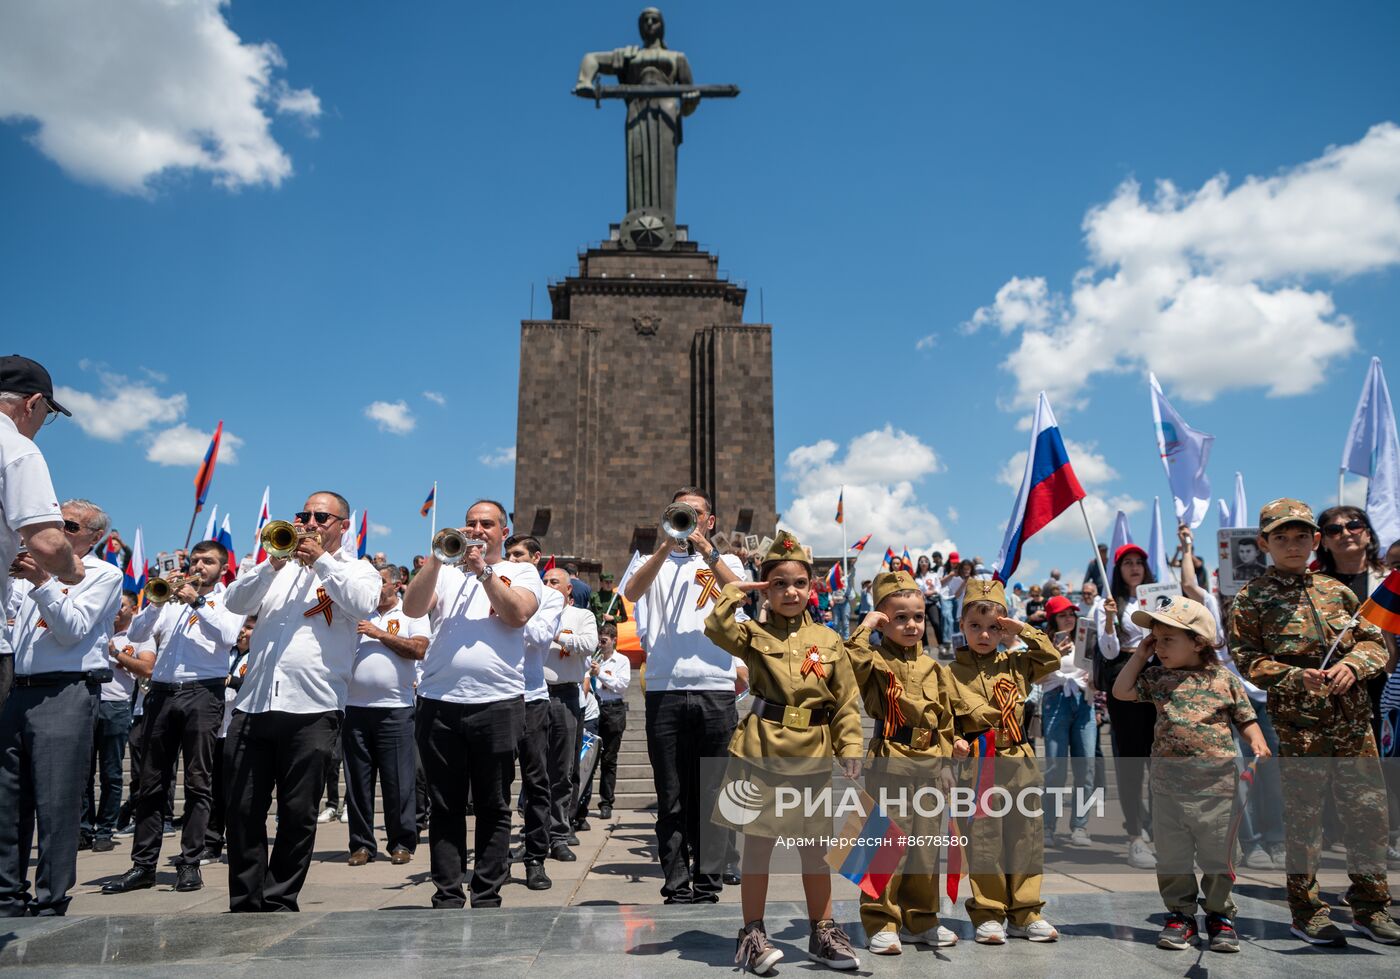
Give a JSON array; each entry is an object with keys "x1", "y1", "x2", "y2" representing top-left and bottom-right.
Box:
[
  {"x1": 216, "y1": 514, "x2": 238, "y2": 583},
  {"x1": 193, "y1": 421, "x2": 223, "y2": 513},
  {"x1": 993, "y1": 392, "x2": 1086, "y2": 583},
  {"x1": 252, "y1": 486, "x2": 271, "y2": 564},
  {"x1": 123, "y1": 527, "x2": 147, "y2": 605}
]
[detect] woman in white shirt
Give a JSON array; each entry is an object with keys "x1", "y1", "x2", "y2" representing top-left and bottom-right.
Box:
[
  {"x1": 1094, "y1": 543, "x2": 1158, "y2": 869},
  {"x1": 1039, "y1": 595, "x2": 1095, "y2": 847}
]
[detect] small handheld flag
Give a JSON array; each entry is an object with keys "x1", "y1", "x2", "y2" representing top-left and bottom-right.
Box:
[
  {"x1": 420, "y1": 486, "x2": 436, "y2": 517},
  {"x1": 102, "y1": 534, "x2": 123, "y2": 568},
  {"x1": 851, "y1": 533, "x2": 872, "y2": 553},
  {"x1": 826, "y1": 562, "x2": 843, "y2": 591},
  {"x1": 825, "y1": 790, "x2": 907, "y2": 898},
  {"x1": 1358, "y1": 569, "x2": 1400, "y2": 635},
  {"x1": 216, "y1": 514, "x2": 237, "y2": 583},
  {"x1": 882, "y1": 547, "x2": 896, "y2": 569},
  {"x1": 901, "y1": 546, "x2": 912, "y2": 571},
  {"x1": 356, "y1": 511, "x2": 369, "y2": 559},
  {"x1": 194, "y1": 421, "x2": 223, "y2": 513},
  {"x1": 252, "y1": 486, "x2": 271, "y2": 564},
  {"x1": 123, "y1": 528, "x2": 147, "y2": 606},
  {"x1": 834, "y1": 489, "x2": 844, "y2": 525}
]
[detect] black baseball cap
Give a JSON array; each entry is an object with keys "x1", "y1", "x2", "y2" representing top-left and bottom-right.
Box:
[{"x1": 0, "y1": 355, "x2": 70, "y2": 416}]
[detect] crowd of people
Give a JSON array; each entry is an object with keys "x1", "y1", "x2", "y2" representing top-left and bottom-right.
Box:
[{"x1": 2, "y1": 354, "x2": 1398, "y2": 969}]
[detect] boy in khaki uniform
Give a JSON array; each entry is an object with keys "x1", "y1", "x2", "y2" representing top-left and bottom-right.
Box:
[
  {"x1": 949, "y1": 578, "x2": 1062, "y2": 944},
  {"x1": 846, "y1": 570, "x2": 1001, "y2": 954}
]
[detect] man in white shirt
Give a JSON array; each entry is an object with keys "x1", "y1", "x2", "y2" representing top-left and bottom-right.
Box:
[
  {"x1": 403, "y1": 499, "x2": 542, "y2": 909},
  {"x1": 582, "y1": 621, "x2": 629, "y2": 820},
  {"x1": 343, "y1": 565, "x2": 429, "y2": 867},
  {"x1": 0, "y1": 497, "x2": 120, "y2": 917},
  {"x1": 541, "y1": 566, "x2": 597, "y2": 859},
  {"x1": 621, "y1": 486, "x2": 745, "y2": 904},
  {"x1": 220, "y1": 491, "x2": 381, "y2": 912},
  {"x1": 203, "y1": 614, "x2": 254, "y2": 865},
  {"x1": 102, "y1": 539, "x2": 245, "y2": 895},
  {"x1": 504, "y1": 534, "x2": 563, "y2": 891}
]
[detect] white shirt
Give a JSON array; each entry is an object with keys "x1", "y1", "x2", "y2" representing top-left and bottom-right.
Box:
[
  {"x1": 347, "y1": 600, "x2": 430, "y2": 708},
  {"x1": 223, "y1": 547, "x2": 382, "y2": 714},
  {"x1": 1093, "y1": 594, "x2": 1151, "y2": 661},
  {"x1": 942, "y1": 574, "x2": 965, "y2": 600},
  {"x1": 103, "y1": 629, "x2": 150, "y2": 702},
  {"x1": 635, "y1": 551, "x2": 745, "y2": 692},
  {"x1": 523, "y1": 586, "x2": 566, "y2": 703},
  {"x1": 11, "y1": 553, "x2": 122, "y2": 674},
  {"x1": 222, "y1": 651, "x2": 248, "y2": 737},
  {"x1": 594, "y1": 650, "x2": 631, "y2": 702},
  {"x1": 545, "y1": 605, "x2": 597, "y2": 685},
  {"x1": 129, "y1": 583, "x2": 243, "y2": 683},
  {"x1": 582, "y1": 680, "x2": 599, "y2": 722},
  {"x1": 1198, "y1": 590, "x2": 1267, "y2": 704},
  {"x1": 416, "y1": 560, "x2": 543, "y2": 704},
  {"x1": 0, "y1": 412, "x2": 63, "y2": 658}
]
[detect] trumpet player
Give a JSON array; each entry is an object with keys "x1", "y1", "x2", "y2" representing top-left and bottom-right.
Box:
[
  {"x1": 621, "y1": 486, "x2": 746, "y2": 904},
  {"x1": 101, "y1": 539, "x2": 242, "y2": 896},
  {"x1": 219, "y1": 492, "x2": 381, "y2": 913},
  {"x1": 402, "y1": 500, "x2": 542, "y2": 909}
]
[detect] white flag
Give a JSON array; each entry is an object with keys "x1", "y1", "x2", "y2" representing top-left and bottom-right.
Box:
[
  {"x1": 1217, "y1": 499, "x2": 1232, "y2": 528},
  {"x1": 201, "y1": 504, "x2": 218, "y2": 544},
  {"x1": 1106, "y1": 510, "x2": 1134, "y2": 592},
  {"x1": 342, "y1": 509, "x2": 358, "y2": 552},
  {"x1": 1146, "y1": 497, "x2": 1174, "y2": 585},
  {"x1": 1150, "y1": 373, "x2": 1214, "y2": 529},
  {"x1": 1216, "y1": 472, "x2": 1249, "y2": 529},
  {"x1": 1340, "y1": 357, "x2": 1400, "y2": 551}
]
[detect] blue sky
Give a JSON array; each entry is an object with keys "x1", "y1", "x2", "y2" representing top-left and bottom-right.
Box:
[{"x1": 2, "y1": 0, "x2": 1398, "y2": 583}]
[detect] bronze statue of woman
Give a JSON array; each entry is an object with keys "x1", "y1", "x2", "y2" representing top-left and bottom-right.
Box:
[{"x1": 574, "y1": 8, "x2": 698, "y2": 221}]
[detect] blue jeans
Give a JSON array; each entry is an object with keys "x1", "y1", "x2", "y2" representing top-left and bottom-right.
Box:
[
  {"x1": 940, "y1": 597, "x2": 959, "y2": 638},
  {"x1": 1235, "y1": 704, "x2": 1283, "y2": 849},
  {"x1": 1041, "y1": 685, "x2": 1096, "y2": 832},
  {"x1": 831, "y1": 603, "x2": 850, "y2": 638},
  {"x1": 81, "y1": 699, "x2": 131, "y2": 842}
]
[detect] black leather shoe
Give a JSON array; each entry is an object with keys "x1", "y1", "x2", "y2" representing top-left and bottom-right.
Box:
[
  {"x1": 77, "y1": 836, "x2": 94, "y2": 851},
  {"x1": 175, "y1": 863, "x2": 203, "y2": 892},
  {"x1": 598, "y1": 805, "x2": 612, "y2": 819},
  {"x1": 565, "y1": 832, "x2": 581, "y2": 847},
  {"x1": 92, "y1": 838, "x2": 116, "y2": 853},
  {"x1": 525, "y1": 863, "x2": 553, "y2": 890},
  {"x1": 573, "y1": 817, "x2": 591, "y2": 832},
  {"x1": 550, "y1": 844, "x2": 577, "y2": 862},
  {"x1": 102, "y1": 867, "x2": 156, "y2": 894},
  {"x1": 723, "y1": 862, "x2": 742, "y2": 885}
]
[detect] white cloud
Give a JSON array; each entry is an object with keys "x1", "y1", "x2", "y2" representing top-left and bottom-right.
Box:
[
  {"x1": 0, "y1": 0, "x2": 320, "y2": 194},
  {"x1": 968, "y1": 123, "x2": 1400, "y2": 409},
  {"x1": 946, "y1": 506, "x2": 959, "y2": 523},
  {"x1": 422, "y1": 391, "x2": 446, "y2": 407},
  {"x1": 145, "y1": 423, "x2": 243, "y2": 466},
  {"x1": 782, "y1": 426, "x2": 955, "y2": 577},
  {"x1": 997, "y1": 437, "x2": 1143, "y2": 540},
  {"x1": 55, "y1": 374, "x2": 186, "y2": 441},
  {"x1": 368, "y1": 521, "x2": 392, "y2": 537},
  {"x1": 915, "y1": 333, "x2": 938, "y2": 351},
  {"x1": 480, "y1": 445, "x2": 517, "y2": 467},
  {"x1": 364, "y1": 400, "x2": 415, "y2": 435}
]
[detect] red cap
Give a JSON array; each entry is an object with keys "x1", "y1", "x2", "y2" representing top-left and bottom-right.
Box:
[
  {"x1": 1045, "y1": 595, "x2": 1079, "y2": 618},
  {"x1": 948, "y1": 551, "x2": 960, "y2": 562},
  {"x1": 1114, "y1": 543, "x2": 1148, "y2": 565}
]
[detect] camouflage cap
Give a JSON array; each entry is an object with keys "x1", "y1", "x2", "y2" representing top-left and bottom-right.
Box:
[
  {"x1": 1130, "y1": 594, "x2": 1216, "y2": 644},
  {"x1": 963, "y1": 578, "x2": 1007, "y2": 610},
  {"x1": 762, "y1": 531, "x2": 810, "y2": 568},
  {"x1": 872, "y1": 570, "x2": 920, "y2": 607},
  {"x1": 1259, "y1": 497, "x2": 1318, "y2": 535}
]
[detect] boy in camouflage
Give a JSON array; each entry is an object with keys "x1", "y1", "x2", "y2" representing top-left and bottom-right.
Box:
[
  {"x1": 1113, "y1": 595, "x2": 1267, "y2": 953},
  {"x1": 1229, "y1": 498, "x2": 1398, "y2": 946}
]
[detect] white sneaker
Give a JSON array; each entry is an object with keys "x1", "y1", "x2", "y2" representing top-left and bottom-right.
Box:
[
  {"x1": 337, "y1": 806, "x2": 349, "y2": 823},
  {"x1": 1007, "y1": 919, "x2": 1059, "y2": 942},
  {"x1": 899, "y1": 924, "x2": 958, "y2": 947},
  {"x1": 867, "y1": 930, "x2": 901, "y2": 955},
  {"x1": 974, "y1": 921, "x2": 1006, "y2": 945},
  {"x1": 1128, "y1": 837, "x2": 1156, "y2": 869},
  {"x1": 1244, "y1": 845, "x2": 1272, "y2": 870},
  {"x1": 1069, "y1": 827, "x2": 1093, "y2": 847},
  {"x1": 316, "y1": 806, "x2": 336, "y2": 824}
]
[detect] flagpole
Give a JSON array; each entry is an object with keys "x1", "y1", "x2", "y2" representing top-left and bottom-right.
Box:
[
  {"x1": 840, "y1": 485, "x2": 849, "y2": 593},
  {"x1": 1077, "y1": 500, "x2": 1111, "y2": 597},
  {"x1": 182, "y1": 506, "x2": 200, "y2": 552},
  {"x1": 430, "y1": 481, "x2": 438, "y2": 542},
  {"x1": 1338, "y1": 469, "x2": 1345, "y2": 507}
]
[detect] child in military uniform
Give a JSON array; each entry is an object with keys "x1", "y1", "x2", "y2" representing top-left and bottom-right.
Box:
[
  {"x1": 1229, "y1": 498, "x2": 1398, "y2": 946},
  {"x1": 846, "y1": 570, "x2": 1001, "y2": 954},
  {"x1": 949, "y1": 579, "x2": 1062, "y2": 944},
  {"x1": 704, "y1": 532, "x2": 864, "y2": 974},
  {"x1": 1112, "y1": 596, "x2": 1268, "y2": 953}
]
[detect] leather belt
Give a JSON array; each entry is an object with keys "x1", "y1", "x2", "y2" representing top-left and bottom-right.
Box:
[
  {"x1": 149, "y1": 678, "x2": 225, "y2": 693},
  {"x1": 13, "y1": 669, "x2": 112, "y2": 687},
  {"x1": 878, "y1": 724, "x2": 935, "y2": 750},
  {"x1": 751, "y1": 696, "x2": 833, "y2": 731}
]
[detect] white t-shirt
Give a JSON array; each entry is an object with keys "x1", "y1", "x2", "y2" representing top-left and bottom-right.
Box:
[
  {"x1": 103, "y1": 629, "x2": 148, "y2": 702},
  {"x1": 11, "y1": 553, "x2": 123, "y2": 674},
  {"x1": 523, "y1": 586, "x2": 565, "y2": 703},
  {"x1": 0, "y1": 412, "x2": 63, "y2": 658},
  {"x1": 348, "y1": 600, "x2": 431, "y2": 708},
  {"x1": 1094, "y1": 594, "x2": 1152, "y2": 661},
  {"x1": 544, "y1": 605, "x2": 598, "y2": 685},
  {"x1": 416, "y1": 560, "x2": 543, "y2": 704},
  {"x1": 582, "y1": 680, "x2": 599, "y2": 722},
  {"x1": 635, "y1": 551, "x2": 745, "y2": 692}
]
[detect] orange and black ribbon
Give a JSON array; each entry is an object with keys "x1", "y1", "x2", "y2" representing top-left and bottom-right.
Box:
[
  {"x1": 303, "y1": 587, "x2": 333, "y2": 625},
  {"x1": 558, "y1": 629, "x2": 574, "y2": 656},
  {"x1": 882, "y1": 673, "x2": 908, "y2": 738},
  {"x1": 991, "y1": 677, "x2": 1023, "y2": 743},
  {"x1": 386, "y1": 619, "x2": 401, "y2": 636},
  {"x1": 799, "y1": 645, "x2": 826, "y2": 680},
  {"x1": 693, "y1": 569, "x2": 721, "y2": 609}
]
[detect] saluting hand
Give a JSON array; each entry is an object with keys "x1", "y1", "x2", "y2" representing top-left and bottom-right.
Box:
[
  {"x1": 995, "y1": 616, "x2": 1027, "y2": 636},
  {"x1": 860, "y1": 611, "x2": 888, "y2": 633}
]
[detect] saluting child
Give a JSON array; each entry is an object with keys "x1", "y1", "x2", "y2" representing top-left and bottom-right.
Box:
[
  {"x1": 948, "y1": 579, "x2": 1062, "y2": 945},
  {"x1": 846, "y1": 570, "x2": 1000, "y2": 955},
  {"x1": 704, "y1": 533, "x2": 865, "y2": 975},
  {"x1": 1112, "y1": 595, "x2": 1268, "y2": 953}
]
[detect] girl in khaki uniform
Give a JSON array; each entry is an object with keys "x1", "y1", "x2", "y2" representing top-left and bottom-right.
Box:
[
  {"x1": 846, "y1": 570, "x2": 1001, "y2": 954},
  {"x1": 704, "y1": 532, "x2": 864, "y2": 974},
  {"x1": 948, "y1": 578, "x2": 1062, "y2": 945}
]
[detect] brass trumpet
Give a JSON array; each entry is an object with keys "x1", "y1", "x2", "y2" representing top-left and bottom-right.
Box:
[
  {"x1": 260, "y1": 520, "x2": 307, "y2": 560},
  {"x1": 661, "y1": 502, "x2": 699, "y2": 541},
  {"x1": 145, "y1": 575, "x2": 189, "y2": 605},
  {"x1": 432, "y1": 528, "x2": 486, "y2": 565}
]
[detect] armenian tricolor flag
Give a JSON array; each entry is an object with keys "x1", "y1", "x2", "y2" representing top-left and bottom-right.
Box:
[
  {"x1": 834, "y1": 489, "x2": 844, "y2": 525},
  {"x1": 883, "y1": 547, "x2": 896, "y2": 569},
  {"x1": 825, "y1": 790, "x2": 906, "y2": 898},
  {"x1": 193, "y1": 421, "x2": 223, "y2": 513},
  {"x1": 851, "y1": 533, "x2": 872, "y2": 553},
  {"x1": 1359, "y1": 569, "x2": 1400, "y2": 634},
  {"x1": 827, "y1": 562, "x2": 843, "y2": 591},
  {"x1": 356, "y1": 511, "x2": 368, "y2": 559},
  {"x1": 420, "y1": 486, "x2": 436, "y2": 517}
]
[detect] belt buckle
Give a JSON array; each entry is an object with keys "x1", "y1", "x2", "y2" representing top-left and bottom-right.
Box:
[
  {"x1": 781, "y1": 705, "x2": 810, "y2": 730},
  {"x1": 911, "y1": 727, "x2": 932, "y2": 751}
]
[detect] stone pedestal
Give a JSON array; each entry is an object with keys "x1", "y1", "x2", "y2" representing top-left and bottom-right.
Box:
[{"x1": 513, "y1": 229, "x2": 775, "y2": 580}]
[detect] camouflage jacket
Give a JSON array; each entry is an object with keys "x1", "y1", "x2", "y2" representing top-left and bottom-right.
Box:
[
  {"x1": 1229, "y1": 567, "x2": 1386, "y2": 727},
  {"x1": 1137, "y1": 664, "x2": 1255, "y2": 792}
]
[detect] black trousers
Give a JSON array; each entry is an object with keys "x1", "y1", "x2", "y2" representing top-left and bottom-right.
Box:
[
  {"x1": 224, "y1": 709, "x2": 340, "y2": 912},
  {"x1": 1106, "y1": 695, "x2": 1157, "y2": 838},
  {"x1": 417, "y1": 695, "x2": 523, "y2": 909},
  {"x1": 595, "y1": 700, "x2": 627, "y2": 809},
  {"x1": 645, "y1": 690, "x2": 737, "y2": 903},
  {"x1": 0, "y1": 679, "x2": 99, "y2": 916},
  {"x1": 204, "y1": 735, "x2": 226, "y2": 855},
  {"x1": 517, "y1": 698, "x2": 550, "y2": 863},
  {"x1": 414, "y1": 703, "x2": 430, "y2": 833},
  {"x1": 544, "y1": 684, "x2": 581, "y2": 845},
  {"x1": 131, "y1": 684, "x2": 222, "y2": 870},
  {"x1": 343, "y1": 705, "x2": 417, "y2": 856},
  {"x1": 121, "y1": 707, "x2": 175, "y2": 830},
  {"x1": 323, "y1": 727, "x2": 343, "y2": 811}
]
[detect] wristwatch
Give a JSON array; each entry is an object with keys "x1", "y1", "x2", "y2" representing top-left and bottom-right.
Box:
[
  {"x1": 190, "y1": 595, "x2": 207, "y2": 610},
  {"x1": 478, "y1": 563, "x2": 496, "y2": 581},
  {"x1": 702, "y1": 546, "x2": 721, "y2": 568}
]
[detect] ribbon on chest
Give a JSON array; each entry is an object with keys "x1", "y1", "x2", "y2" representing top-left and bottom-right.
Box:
[
  {"x1": 693, "y1": 569, "x2": 720, "y2": 609},
  {"x1": 799, "y1": 644, "x2": 826, "y2": 680},
  {"x1": 990, "y1": 676, "x2": 1023, "y2": 743},
  {"x1": 304, "y1": 587, "x2": 333, "y2": 626}
]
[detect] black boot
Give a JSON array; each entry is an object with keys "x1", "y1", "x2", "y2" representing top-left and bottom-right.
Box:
[{"x1": 101, "y1": 867, "x2": 156, "y2": 894}]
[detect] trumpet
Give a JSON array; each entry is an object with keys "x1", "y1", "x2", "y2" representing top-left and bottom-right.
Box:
[
  {"x1": 432, "y1": 528, "x2": 487, "y2": 565},
  {"x1": 260, "y1": 520, "x2": 307, "y2": 560},
  {"x1": 661, "y1": 502, "x2": 699, "y2": 541},
  {"x1": 145, "y1": 574, "x2": 190, "y2": 605}
]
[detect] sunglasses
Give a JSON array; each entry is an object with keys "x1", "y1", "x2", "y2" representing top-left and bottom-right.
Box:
[
  {"x1": 1321, "y1": 519, "x2": 1367, "y2": 537},
  {"x1": 63, "y1": 519, "x2": 82, "y2": 533},
  {"x1": 294, "y1": 511, "x2": 344, "y2": 526}
]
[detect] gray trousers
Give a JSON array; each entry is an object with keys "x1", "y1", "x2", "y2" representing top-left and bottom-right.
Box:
[{"x1": 0, "y1": 679, "x2": 99, "y2": 916}]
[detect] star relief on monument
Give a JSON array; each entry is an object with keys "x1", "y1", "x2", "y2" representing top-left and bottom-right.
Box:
[
  {"x1": 632, "y1": 314, "x2": 662, "y2": 336},
  {"x1": 621, "y1": 207, "x2": 674, "y2": 251}
]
